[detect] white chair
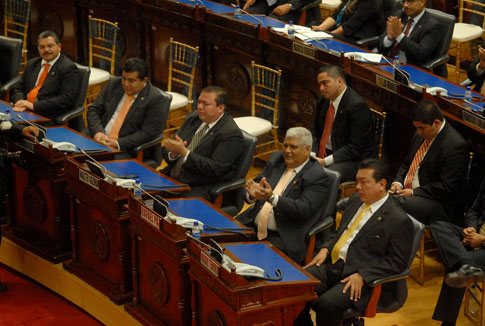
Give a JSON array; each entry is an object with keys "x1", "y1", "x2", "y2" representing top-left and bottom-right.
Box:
[{"x1": 320, "y1": 0, "x2": 341, "y2": 19}]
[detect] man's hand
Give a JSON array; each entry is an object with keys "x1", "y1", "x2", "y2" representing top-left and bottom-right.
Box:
[
  {"x1": 478, "y1": 47, "x2": 485, "y2": 70},
  {"x1": 387, "y1": 16, "x2": 403, "y2": 40},
  {"x1": 164, "y1": 134, "x2": 189, "y2": 158},
  {"x1": 341, "y1": 272, "x2": 364, "y2": 301},
  {"x1": 304, "y1": 248, "x2": 328, "y2": 268},
  {"x1": 246, "y1": 177, "x2": 273, "y2": 201},
  {"x1": 21, "y1": 126, "x2": 39, "y2": 140},
  {"x1": 396, "y1": 188, "x2": 413, "y2": 197},
  {"x1": 243, "y1": 0, "x2": 255, "y2": 9},
  {"x1": 311, "y1": 154, "x2": 327, "y2": 167},
  {"x1": 13, "y1": 100, "x2": 34, "y2": 112},
  {"x1": 390, "y1": 182, "x2": 402, "y2": 192},
  {"x1": 94, "y1": 132, "x2": 107, "y2": 143},
  {"x1": 463, "y1": 230, "x2": 485, "y2": 248},
  {"x1": 462, "y1": 227, "x2": 477, "y2": 237},
  {"x1": 272, "y1": 4, "x2": 291, "y2": 16},
  {"x1": 103, "y1": 138, "x2": 118, "y2": 149}
]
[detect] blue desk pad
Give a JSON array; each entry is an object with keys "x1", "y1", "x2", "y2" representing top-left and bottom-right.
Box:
[
  {"x1": 307, "y1": 38, "x2": 367, "y2": 54},
  {"x1": 0, "y1": 102, "x2": 44, "y2": 122},
  {"x1": 173, "y1": 0, "x2": 285, "y2": 27},
  {"x1": 225, "y1": 243, "x2": 310, "y2": 282},
  {"x1": 168, "y1": 198, "x2": 244, "y2": 234},
  {"x1": 102, "y1": 160, "x2": 177, "y2": 190},
  {"x1": 378, "y1": 65, "x2": 480, "y2": 99},
  {"x1": 46, "y1": 127, "x2": 112, "y2": 152}
]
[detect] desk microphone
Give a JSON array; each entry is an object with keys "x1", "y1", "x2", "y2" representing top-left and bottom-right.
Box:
[
  {"x1": 464, "y1": 100, "x2": 485, "y2": 115},
  {"x1": 230, "y1": 4, "x2": 264, "y2": 26},
  {"x1": 15, "y1": 114, "x2": 47, "y2": 142},
  {"x1": 80, "y1": 149, "x2": 118, "y2": 184},
  {"x1": 381, "y1": 56, "x2": 421, "y2": 90},
  {"x1": 188, "y1": 0, "x2": 205, "y2": 7}
]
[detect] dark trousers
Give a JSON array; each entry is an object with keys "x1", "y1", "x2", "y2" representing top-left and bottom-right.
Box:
[
  {"x1": 294, "y1": 260, "x2": 371, "y2": 326},
  {"x1": 430, "y1": 221, "x2": 485, "y2": 323},
  {"x1": 327, "y1": 160, "x2": 359, "y2": 183},
  {"x1": 396, "y1": 195, "x2": 449, "y2": 225},
  {"x1": 246, "y1": 0, "x2": 299, "y2": 22}
]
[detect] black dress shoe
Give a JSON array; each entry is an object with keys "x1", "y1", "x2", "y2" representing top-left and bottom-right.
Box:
[
  {"x1": 0, "y1": 281, "x2": 7, "y2": 292},
  {"x1": 445, "y1": 264, "x2": 485, "y2": 288}
]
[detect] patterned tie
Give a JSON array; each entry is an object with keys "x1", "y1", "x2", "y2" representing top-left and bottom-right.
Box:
[
  {"x1": 389, "y1": 18, "x2": 414, "y2": 59},
  {"x1": 404, "y1": 139, "x2": 430, "y2": 189},
  {"x1": 27, "y1": 63, "x2": 51, "y2": 103},
  {"x1": 331, "y1": 204, "x2": 371, "y2": 264},
  {"x1": 257, "y1": 168, "x2": 295, "y2": 240},
  {"x1": 318, "y1": 102, "x2": 335, "y2": 158},
  {"x1": 108, "y1": 95, "x2": 135, "y2": 140},
  {"x1": 170, "y1": 124, "x2": 210, "y2": 179}
]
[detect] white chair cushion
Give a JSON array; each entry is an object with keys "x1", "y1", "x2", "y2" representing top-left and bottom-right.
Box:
[
  {"x1": 167, "y1": 91, "x2": 189, "y2": 110},
  {"x1": 88, "y1": 67, "x2": 110, "y2": 85},
  {"x1": 452, "y1": 23, "x2": 483, "y2": 43},
  {"x1": 320, "y1": 0, "x2": 341, "y2": 9},
  {"x1": 234, "y1": 116, "x2": 273, "y2": 137}
]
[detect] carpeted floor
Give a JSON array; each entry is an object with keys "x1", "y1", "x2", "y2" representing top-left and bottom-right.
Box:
[{"x1": 0, "y1": 264, "x2": 103, "y2": 326}]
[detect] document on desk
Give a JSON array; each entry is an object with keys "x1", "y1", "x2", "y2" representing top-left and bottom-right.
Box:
[
  {"x1": 344, "y1": 52, "x2": 382, "y2": 64},
  {"x1": 273, "y1": 25, "x2": 333, "y2": 41}
]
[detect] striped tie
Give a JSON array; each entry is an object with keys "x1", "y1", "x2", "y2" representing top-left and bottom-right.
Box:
[
  {"x1": 170, "y1": 124, "x2": 209, "y2": 179},
  {"x1": 404, "y1": 140, "x2": 430, "y2": 189}
]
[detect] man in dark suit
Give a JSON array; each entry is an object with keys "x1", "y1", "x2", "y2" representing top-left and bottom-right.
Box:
[
  {"x1": 295, "y1": 159, "x2": 414, "y2": 326},
  {"x1": 467, "y1": 40, "x2": 485, "y2": 92},
  {"x1": 87, "y1": 58, "x2": 169, "y2": 163},
  {"x1": 311, "y1": 65, "x2": 375, "y2": 182},
  {"x1": 161, "y1": 86, "x2": 244, "y2": 201},
  {"x1": 390, "y1": 100, "x2": 468, "y2": 225},
  {"x1": 430, "y1": 176, "x2": 485, "y2": 326},
  {"x1": 11, "y1": 30, "x2": 79, "y2": 121},
  {"x1": 236, "y1": 127, "x2": 329, "y2": 264},
  {"x1": 377, "y1": 0, "x2": 441, "y2": 68},
  {"x1": 243, "y1": 0, "x2": 311, "y2": 23}
]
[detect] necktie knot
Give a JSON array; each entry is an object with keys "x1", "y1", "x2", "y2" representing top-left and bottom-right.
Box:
[{"x1": 44, "y1": 63, "x2": 51, "y2": 69}]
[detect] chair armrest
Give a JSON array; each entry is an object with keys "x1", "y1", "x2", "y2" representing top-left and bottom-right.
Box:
[
  {"x1": 307, "y1": 216, "x2": 334, "y2": 238},
  {"x1": 134, "y1": 134, "x2": 164, "y2": 153},
  {"x1": 368, "y1": 268, "x2": 410, "y2": 287},
  {"x1": 210, "y1": 178, "x2": 246, "y2": 197},
  {"x1": 421, "y1": 54, "x2": 449, "y2": 71},
  {"x1": 460, "y1": 78, "x2": 472, "y2": 87},
  {"x1": 336, "y1": 196, "x2": 351, "y2": 211},
  {"x1": 0, "y1": 76, "x2": 21, "y2": 93},
  {"x1": 355, "y1": 36, "x2": 379, "y2": 48},
  {"x1": 300, "y1": 0, "x2": 321, "y2": 11},
  {"x1": 55, "y1": 105, "x2": 85, "y2": 125}
]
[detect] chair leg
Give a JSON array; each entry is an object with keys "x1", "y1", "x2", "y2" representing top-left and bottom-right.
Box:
[
  {"x1": 455, "y1": 42, "x2": 461, "y2": 83},
  {"x1": 465, "y1": 282, "x2": 471, "y2": 317},
  {"x1": 481, "y1": 281, "x2": 485, "y2": 326}
]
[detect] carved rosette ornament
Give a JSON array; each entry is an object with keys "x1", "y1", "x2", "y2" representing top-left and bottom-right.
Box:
[
  {"x1": 23, "y1": 184, "x2": 47, "y2": 223},
  {"x1": 148, "y1": 262, "x2": 169, "y2": 305},
  {"x1": 297, "y1": 90, "x2": 317, "y2": 119},
  {"x1": 207, "y1": 310, "x2": 225, "y2": 326},
  {"x1": 88, "y1": 220, "x2": 110, "y2": 262},
  {"x1": 225, "y1": 63, "x2": 250, "y2": 99}
]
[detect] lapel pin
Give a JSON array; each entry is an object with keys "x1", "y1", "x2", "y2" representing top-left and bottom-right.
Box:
[
  {"x1": 293, "y1": 180, "x2": 297, "y2": 184},
  {"x1": 141, "y1": 97, "x2": 145, "y2": 101},
  {"x1": 377, "y1": 216, "x2": 382, "y2": 221},
  {"x1": 51, "y1": 71, "x2": 55, "y2": 75}
]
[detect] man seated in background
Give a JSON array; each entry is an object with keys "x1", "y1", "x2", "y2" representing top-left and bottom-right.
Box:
[
  {"x1": 243, "y1": 0, "x2": 311, "y2": 23},
  {"x1": 311, "y1": 65, "x2": 375, "y2": 183},
  {"x1": 295, "y1": 159, "x2": 413, "y2": 326},
  {"x1": 161, "y1": 86, "x2": 244, "y2": 202},
  {"x1": 11, "y1": 30, "x2": 79, "y2": 121},
  {"x1": 377, "y1": 0, "x2": 441, "y2": 69},
  {"x1": 430, "y1": 176, "x2": 485, "y2": 326},
  {"x1": 237, "y1": 127, "x2": 329, "y2": 264},
  {"x1": 87, "y1": 58, "x2": 170, "y2": 163},
  {"x1": 467, "y1": 40, "x2": 485, "y2": 93},
  {"x1": 390, "y1": 100, "x2": 468, "y2": 225}
]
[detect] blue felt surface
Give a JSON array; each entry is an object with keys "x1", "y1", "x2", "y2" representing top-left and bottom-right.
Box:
[
  {"x1": 308, "y1": 39, "x2": 367, "y2": 54},
  {"x1": 225, "y1": 243, "x2": 310, "y2": 282},
  {"x1": 379, "y1": 65, "x2": 480, "y2": 99},
  {"x1": 102, "y1": 160, "x2": 177, "y2": 189},
  {"x1": 46, "y1": 127, "x2": 112, "y2": 152},
  {"x1": 168, "y1": 198, "x2": 244, "y2": 233},
  {"x1": 0, "y1": 102, "x2": 43, "y2": 122}
]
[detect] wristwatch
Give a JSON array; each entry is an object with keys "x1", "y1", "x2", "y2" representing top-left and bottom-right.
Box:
[
  {"x1": 267, "y1": 194, "x2": 275, "y2": 204},
  {"x1": 288, "y1": 3, "x2": 294, "y2": 10}
]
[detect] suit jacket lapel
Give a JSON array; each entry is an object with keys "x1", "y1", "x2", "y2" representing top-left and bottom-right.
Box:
[
  {"x1": 408, "y1": 11, "x2": 427, "y2": 40},
  {"x1": 124, "y1": 82, "x2": 150, "y2": 121},
  {"x1": 194, "y1": 113, "x2": 227, "y2": 148},
  {"x1": 352, "y1": 198, "x2": 391, "y2": 242}
]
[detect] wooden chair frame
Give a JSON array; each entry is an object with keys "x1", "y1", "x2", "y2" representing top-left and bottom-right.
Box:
[
  {"x1": 465, "y1": 281, "x2": 485, "y2": 326},
  {"x1": 88, "y1": 15, "x2": 118, "y2": 75},
  {"x1": 4, "y1": 0, "x2": 31, "y2": 69}
]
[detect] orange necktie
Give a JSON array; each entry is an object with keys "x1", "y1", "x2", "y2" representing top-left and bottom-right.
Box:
[
  {"x1": 257, "y1": 168, "x2": 295, "y2": 240},
  {"x1": 108, "y1": 95, "x2": 135, "y2": 140},
  {"x1": 27, "y1": 63, "x2": 51, "y2": 103},
  {"x1": 318, "y1": 102, "x2": 335, "y2": 158},
  {"x1": 404, "y1": 139, "x2": 430, "y2": 189}
]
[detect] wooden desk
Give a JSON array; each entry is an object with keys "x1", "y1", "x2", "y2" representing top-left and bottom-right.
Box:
[
  {"x1": 63, "y1": 157, "x2": 188, "y2": 304},
  {"x1": 125, "y1": 196, "x2": 253, "y2": 326},
  {"x1": 187, "y1": 238, "x2": 319, "y2": 326},
  {"x1": 4, "y1": 126, "x2": 114, "y2": 263}
]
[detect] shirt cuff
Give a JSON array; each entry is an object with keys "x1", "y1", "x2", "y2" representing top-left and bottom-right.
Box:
[
  {"x1": 246, "y1": 192, "x2": 257, "y2": 203},
  {"x1": 392, "y1": 181, "x2": 403, "y2": 189},
  {"x1": 395, "y1": 33, "x2": 405, "y2": 43},
  {"x1": 383, "y1": 36, "x2": 393, "y2": 48},
  {"x1": 183, "y1": 150, "x2": 190, "y2": 163},
  {"x1": 168, "y1": 152, "x2": 180, "y2": 161},
  {"x1": 115, "y1": 140, "x2": 120, "y2": 150},
  {"x1": 476, "y1": 62, "x2": 485, "y2": 76},
  {"x1": 324, "y1": 154, "x2": 334, "y2": 166}
]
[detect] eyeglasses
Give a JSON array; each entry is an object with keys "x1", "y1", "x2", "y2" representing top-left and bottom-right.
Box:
[{"x1": 38, "y1": 43, "x2": 58, "y2": 50}]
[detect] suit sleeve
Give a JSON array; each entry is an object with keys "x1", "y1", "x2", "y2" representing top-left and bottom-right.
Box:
[
  {"x1": 341, "y1": 0, "x2": 380, "y2": 38},
  {"x1": 117, "y1": 92, "x2": 169, "y2": 152},
  {"x1": 33, "y1": 62, "x2": 80, "y2": 117},
  {"x1": 311, "y1": 98, "x2": 326, "y2": 154},
  {"x1": 288, "y1": 0, "x2": 312, "y2": 11},
  {"x1": 393, "y1": 133, "x2": 417, "y2": 185},
  {"x1": 467, "y1": 40, "x2": 485, "y2": 86},
  {"x1": 274, "y1": 166, "x2": 329, "y2": 222},
  {"x1": 464, "y1": 177, "x2": 485, "y2": 228},
  {"x1": 359, "y1": 213, "x2": 413, "y2": 282},
  {"x1": 183, "y1": 125, "x2": 244, "y2": 180},
  {"x1": 395, "y1": 18, "x2": 441, "y2": 65},
  {"x1": 87, "y1": 81, "x2": 111, "y2": 137},
  {"x1": 11, "y1": 73, "x2": 28, "y2": 104}
]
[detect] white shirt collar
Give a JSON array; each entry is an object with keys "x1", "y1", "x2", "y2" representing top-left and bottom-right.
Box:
[{"x1": 332, "y1": 86, "x2": 347, "y2": 112}]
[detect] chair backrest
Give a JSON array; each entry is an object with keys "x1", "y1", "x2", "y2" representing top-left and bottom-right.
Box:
[
  {"x1": 427, "y1": 9, "x2": 456, "y2": 56},
  {"x1": 369, "y1": 108, "x2": 387, "y2": 160},
  {"x1": 74, "y1": 63, "x2": 91, "y2": 109},
  {"x1": 458, "y1": 0, "x2": 485, "y2": 27},
  {"x1": 88, "y1": 15, "x2": 118, "y2": 75},
  {"x1": 167, "y1": 38, "x2": 199, "y2": 104},
  {"x1": 0, "y1": 35, "x2": 22, "y2": 85},
  {"x1": 321, "y1": 168, "x2": 341, "y2": 220},
  {"x1": 383, "y1": 0, "x2": 402, "y2": 18},
  {"x1": 251, "y1": 60, "x2": 282, "y2": 128},
  {"x1": 4, "y1": 0, "x2": 31, "y2": 53}
]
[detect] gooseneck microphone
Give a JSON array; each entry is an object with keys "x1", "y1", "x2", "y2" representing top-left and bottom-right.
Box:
[
  {"x1": 230, "y1": 4, "x2": 264, "y2": 26},
  {"x1": 15, "y1": 114, "x2": 47, "y2": 141}
]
